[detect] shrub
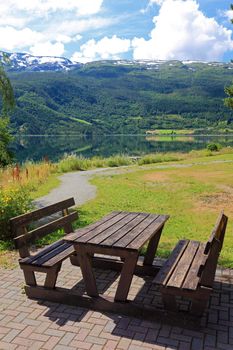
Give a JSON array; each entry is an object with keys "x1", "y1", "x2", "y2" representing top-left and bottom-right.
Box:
[
  {"x1": 0, "y1": 187, "x2": 33, "y2": 240},
  {"x1": 206, "y1": 143, "x2": 222, "y2": 152}
]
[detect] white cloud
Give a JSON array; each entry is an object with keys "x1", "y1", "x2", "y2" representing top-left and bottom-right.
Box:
[
  {"x1": 71, "y1": 35, "x2": 131, "y2": 63},
  {"x1": 52, "y1": 18, "x2": 113, "y2": 37},
  {"x1": 1, "y1": 0, "x2": 104, "y2": 17},
  {"x1": 30, "y1": 41, "x2": 65, "y2": 56},
  {"x1": 133, "y1": 0, "x2": 233, "y2": 61},
  {"x1": 224, "y1": 10, "x2": 233, "y2": 21},
  {"x1": 0, "y1": 26, "x2": 43, "y2": 51}
]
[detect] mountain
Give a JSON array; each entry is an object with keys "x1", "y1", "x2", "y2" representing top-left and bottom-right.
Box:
[
  {"x1": 1, "y1": 52, "x2": 233, "y2": 135},
  {"x1": 0, "y1": 51, "x2": 81, "y2": 72}
]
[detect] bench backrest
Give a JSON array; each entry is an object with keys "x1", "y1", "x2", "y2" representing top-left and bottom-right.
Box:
[
  {"x1": 199, "y1": 212, "x2": 228, "y2": 288},
  {"x1": 10, "y1": 198, "x2": 78, "y2": 258}
]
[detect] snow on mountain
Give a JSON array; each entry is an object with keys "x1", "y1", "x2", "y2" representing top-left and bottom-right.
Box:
[
  {"x1": 0, "y1": 51, "x2": 82, "y2": 72},
  {"x1": 0, "y1": 51, "x2": 232, "y2": 72}
]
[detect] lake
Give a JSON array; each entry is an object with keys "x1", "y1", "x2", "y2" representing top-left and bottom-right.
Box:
[{"x1": 12, "y1": 134, "x2": 233, "y2": 163}]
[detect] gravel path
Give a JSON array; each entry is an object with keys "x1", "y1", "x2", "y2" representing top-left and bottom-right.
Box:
[
  {"x1": 34, "y1": 159, "x2": 233, "y2": 208},
  {"x1": 34, "y1": 167, "x2": 126, "y2": 208}
]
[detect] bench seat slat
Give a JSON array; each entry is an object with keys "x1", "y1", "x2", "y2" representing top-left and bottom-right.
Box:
[
  {"x1": 181, "y1": 242, "x2": 206, "y2": 291},
  {"x1": 166, "y1": 240, "x2": 200, "y2": 289},
  {"x1": 20, "y1": 240, "x2": 64, "y2": 265},
  {"x1": 153, "y1": 239, "x2": 189, "y2": 286},
  {"x1": 43, "y1": 244, "x2": 75, "y2": 267},
  {"x1": 31, "y1": 242, "x2": 73, "y2": 266},
  {"x1": 20, "y1": 242, "x2": 74, "y2": 268}
]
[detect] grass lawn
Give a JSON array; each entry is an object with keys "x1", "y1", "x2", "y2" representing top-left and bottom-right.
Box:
[
  {"x1": 1, "y1": 151, "x2": 233, "y2": 269},
  {"x1": 79, "y1": 157, "x2": 233, "y2": 268}
]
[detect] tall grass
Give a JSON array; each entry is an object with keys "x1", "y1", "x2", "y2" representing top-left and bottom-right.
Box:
[
  {"x1": 0, "y1": 161, "x2": 57, "y2": 240},
  {"x1": 57, "y1": 154, "x2": 134, "y2": 172}
]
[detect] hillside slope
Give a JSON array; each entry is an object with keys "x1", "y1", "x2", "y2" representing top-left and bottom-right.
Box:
[{"x1": 6, "y1": 59, "x2": 233, "y2": 134}]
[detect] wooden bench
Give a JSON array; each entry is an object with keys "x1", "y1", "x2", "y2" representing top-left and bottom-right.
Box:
[
  {"x1": 10, "y1": 198, "x2": 78, "y2": 290},
  {"x1": 153, "y1": 212, "x2": 228, "y2": 316}
]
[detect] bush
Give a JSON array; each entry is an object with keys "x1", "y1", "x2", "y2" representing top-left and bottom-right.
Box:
[
  {"x1": 206, "y1": 143, "x2": 222, "y2": 152},
  {"x1": 0, "y1": 187, "x2": 33, "y2": 240}
]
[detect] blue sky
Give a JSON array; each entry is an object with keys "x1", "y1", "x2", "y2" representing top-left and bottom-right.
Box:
[{"x1": 0, "y1": 0, "x2": 232, "y2": 62}]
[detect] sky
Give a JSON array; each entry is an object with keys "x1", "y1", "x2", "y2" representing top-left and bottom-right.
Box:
[{"x1": 0, "y1": 0, "x2": 233, "y2": 63}]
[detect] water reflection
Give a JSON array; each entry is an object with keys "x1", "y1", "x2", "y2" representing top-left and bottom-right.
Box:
[{"x1": 11, "y1": 134, "x2": 233, "y2": 163}]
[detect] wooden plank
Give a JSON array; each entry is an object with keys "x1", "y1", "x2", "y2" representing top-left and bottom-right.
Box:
[
  {"x1": 31, "y1": 242, "x2": 73, "y2": 267},
  {"x1": 143, "y1": 225, "x2": 164, "y2": 266},
  {"x1": 14, "y1": 212, "x2": 78, "y2": 248},
  {"x1": 113, "y1": 214, "x2": 159, "y2": 249},
  {"x1": 70, "y1": 255, "x2": 160, "y2": 276},
  {"x1": 44, "y1": 264, "x2": 61, "y2": 288},
  {"x1": 125, "y1": 215, "x2": 169, "y2": 250},
  {"x1": 25, "y1": 286, "x2": 201, "y2": 328},
  {"x1": 43, "y1": 245, "x2": 74, "y2": 267},
  {"x1": 95, "y1": 213, "x2": 149, "y2": 246},
  {"x1": 20, "y1": 240, "x2": 64, "y2": 265},
  {"x1": 78, "y1": 247, "x2": 99, "y2": 297},
  {"x1": 182, "y1": 242, "x2": 206, "y2": 291},
  {"x1": 153, "y1": 240, "x2": 189, "y2": 286},
  {"x1": 114, "y1": 252, "x2": 139, "y2": 301},
  {"x1": 75, "y1": 212, "x2": 131, "y2": 243},
  {"x1": 65, "y1": 211, "x2": 121, "y2": 241},
  {"x1": 166, "y1": 241, "x2": 200, "y2": 289},
  {"x1": 205, "y1": 212, "x2": 228, "y2": 253},
  {"x1": 10, "y1": 198, "x2": 75, "y2": 228}
]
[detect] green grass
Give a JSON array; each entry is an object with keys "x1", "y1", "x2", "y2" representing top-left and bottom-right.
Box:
[
  {"x1": 30, "y1": 173, "x2": 61, "y2": 200},
  {"x1": 2, "y1": 147, "x2": 233, "y2": 268},
  {"x1": 77, "y1": 159, "x2": 233, "y2": 268}
]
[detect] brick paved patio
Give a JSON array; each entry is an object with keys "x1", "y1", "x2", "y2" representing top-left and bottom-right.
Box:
[{"x1": 0, "y1": 257, "x2": 233, "y2": 350}]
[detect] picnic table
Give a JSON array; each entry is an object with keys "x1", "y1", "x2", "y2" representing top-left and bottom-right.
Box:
[
  {"x1": 65, "y1": 211, "x2": 169, "y2": 302},
  {"x1": 12, "y1": 200, "x2": 227, "y2": 321}
]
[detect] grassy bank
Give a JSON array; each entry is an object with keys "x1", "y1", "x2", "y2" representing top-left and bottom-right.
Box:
[{"x1": 1, "y1": 146, "x2": 233, "y2": 268}]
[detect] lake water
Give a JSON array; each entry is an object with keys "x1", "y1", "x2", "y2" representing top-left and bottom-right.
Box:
[{"x1": 12, "y1": 134, "x2": 233, "y2": 163}]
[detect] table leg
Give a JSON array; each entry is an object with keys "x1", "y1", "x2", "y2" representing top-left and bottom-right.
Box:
[
  {"x1": 78, "y1": 248, "x2": 98, "y2": 297},
  {"x1": 143, "y1": 225, "x2": 164, "y2": 266},
  {"x1": 115, "y1": 252, "x2": 138, "y2": 302}
]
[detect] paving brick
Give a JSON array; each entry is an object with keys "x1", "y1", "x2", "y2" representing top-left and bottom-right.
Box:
[
  {"x1": 59, "y1": 332, "x2": 76, "y2": 346},
  {"x1": 42, "y1": 335, "x2": 61, "y2": 350},
  {"x1": 0, "y1": 260, "x2": 233, "y2": 350}
]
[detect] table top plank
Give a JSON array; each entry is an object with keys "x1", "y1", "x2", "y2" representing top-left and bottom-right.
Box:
[
  {"x1": 85, "y1": 212, "x2": 141, "y2": 246},
  {"x1": 101, "y1": 212, "x2": 149, "y2": 247},
  {"x1": 113, "y1": 214, "x2": 159, "y2": 249},
  {"x1": 72, "y1": 212, "x2": 131, "y2": 244},
  {"x1": 66, "y1": 211, "x2": 120, "y2": 242},
  {"x1": 126, "y1": 214, "x2": 169, "y2": 250},
  {"x1": 65, "y1": 211, "x2": 169, "y2": 252}
]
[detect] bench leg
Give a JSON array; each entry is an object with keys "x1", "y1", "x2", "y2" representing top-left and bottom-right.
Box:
[
  {"x1": 162, "y1": 293, "x2": 177, "y2": 311},
  {"x1": 44, "y1": 264, "x2": 61, "y2": 289},
  {"x1": 23, "y1": 270, "x2": 37, "y2": 286}
]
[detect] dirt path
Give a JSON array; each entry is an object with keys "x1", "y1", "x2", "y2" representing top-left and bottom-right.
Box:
[{"x1": 34, "y1": 159, "x2": 233, "y2": 208}]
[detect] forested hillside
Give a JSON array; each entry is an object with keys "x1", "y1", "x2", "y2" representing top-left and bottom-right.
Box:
[{"x1": 7, "y1": 60, "x2": 233, "y2": 135}]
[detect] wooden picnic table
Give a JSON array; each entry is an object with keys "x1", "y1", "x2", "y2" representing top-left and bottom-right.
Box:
[{"x1": 64, "y1": 211, "x2": 169, "y2": 302}]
